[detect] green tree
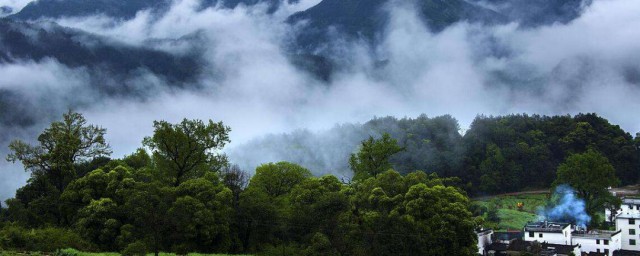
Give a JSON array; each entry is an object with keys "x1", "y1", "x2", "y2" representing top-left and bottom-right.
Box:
[
  {"x1": 402, "y1": 184, "x2": 477, "y2": 255},
  {"x1": 349, "y1": 133, "x2": 403, "y2": 180},
  {"x1": 60, "y1": 165, "x2": 134, "y2": 226},
  {"x1": 143, "y1": 119, "x2": 230, "y2": 186},
  {"x1": 554, "y1": 149, "x2": 619, "y2": 223},
  {"x1": 249, "y1": 162, "x2": 312, "y2": 198},
  {"x1": 7, "y1": 110, "x2": 111, "y2": 192},
  {"x1": 289, "y1": 176, "x2": 348, "y2": 247},
  {"x1": 237, "y1": 162, "x2": 311, "y2": 251},
  {"x1": 75, "y1": 198, "x2": 122, "y2": 251},
  {"x1": 123, "y1": 182, "x2": 175, "y2": 256},
  {"x1": 170, "y1": 177, "x2": 233, "y2": 253},
  {"x1": 339, "y1": 170, "x2": 477, "y2": 255}
]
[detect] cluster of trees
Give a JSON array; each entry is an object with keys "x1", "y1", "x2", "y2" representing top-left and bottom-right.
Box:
[
  {"x1": 362, "y1": 113, "x2": 639, "y2": 195},
  {"x1": 0, "y1": 111, "x2": 479, "y2": 255}
]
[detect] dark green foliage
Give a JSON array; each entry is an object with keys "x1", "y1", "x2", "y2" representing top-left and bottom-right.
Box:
[
  {"x1": 0, "y1": 225, "x2": 94, "y2": 252},
  {"x1": 143, "y1": 119, "x2": 231, "y2": 187},
  {"x1": 462, "y1": 113, "x2": 639, "y2": 195},
  {"x1": 53, "y1": 248, "x2": 79, "y2": 256},
  {"x1": 554, "y1": 149, "x2": 620, "y2": 226},
  {"x1": 3, "y1": 112, "x2": 636, "y2": 254},
  {"x1": 4, "y1": 111, "x2": 111, "y2": 226},
  {"x1": 7, "y1": 110, "x2": 111, "y2": 192},
  {"x1": 349, "y1": 133, "x2": 403, "y2": 180},
  {"x1": 487, "y1": 206, "x2": 500, "y2": 223},
  {"x1": 121, "y1": 241, "x2": 148, "y2": 256},
  {"x1": 249, "y1": 162, "x2": 312, "y2": 197}
]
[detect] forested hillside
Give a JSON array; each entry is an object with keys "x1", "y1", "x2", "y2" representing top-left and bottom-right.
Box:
[
  {"x1": 1, "y1": 111, "x2": 637, "y2": 254},
  {"x1": 233, "y1": 113, "x2": 640, "y2": 196},
  {"x1": 0, "y1": 112, "x2": 478, "y2": 255}
]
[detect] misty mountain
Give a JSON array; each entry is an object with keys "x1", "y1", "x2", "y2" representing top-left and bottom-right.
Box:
[
  {"x1": 0, "y1": 19, "x2": 201, "y2": 91},
  {"x1": 288, "y1": 0, "x2": 499, "y2": 50},
  {"x1": 0, "y1": 6, "x2": 12, "y2": 16},
  {"x1": 288, "y1": 0, "x2": 591, "y2": 51},
  {"x1": 10, "y1": 0, "x2": 298, "y2": 21},
  {"x1": 467, "y1": 0, "x2": 592, "y2": 27},
  {"x1": 283, "y1": 0, "x2": 593, "y2": 81},
  {"x1": 0, "y1": 18, "x2": 203, "y2": 131}
]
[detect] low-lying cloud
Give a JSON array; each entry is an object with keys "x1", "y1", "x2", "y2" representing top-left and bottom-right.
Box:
[{"x1": 1, "y1": 0, "x2": 640, "y2": 201}]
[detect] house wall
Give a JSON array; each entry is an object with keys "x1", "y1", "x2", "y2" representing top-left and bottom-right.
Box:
[
  {"x1": 572, "y1": 233, "x2": 621, "y2": 256},
  {"x1": 573, "y1": 246, "x2": 582, "y2": 256},
  {"x1": 608, "y1": 204, "x2": 639, "y2": 222},
  {"x1": 477, "y1": 231, "x2": 493, "y2": 255},
  {"x1": 524, "y1": 226, "x2": 571, "y2": 245},
  {"x1": 616, "y1": 217, "x2": 640, "y2": 251}
]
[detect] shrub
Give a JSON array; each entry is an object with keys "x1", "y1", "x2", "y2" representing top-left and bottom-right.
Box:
[
  {"x1": 121, "y1": 241, "x2": 147, "y2": 256},
  {"x1": 0, "y1": 225, "x2": 94, "y2": 252},
  {"x1": 54, "y1": 248, "x2": 80, "y2": 256},
  {"x1": 258, "y1": 243, "x2": 304, "y2": 256}
]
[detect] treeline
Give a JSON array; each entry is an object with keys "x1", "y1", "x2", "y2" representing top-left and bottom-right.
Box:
[
  {"x1": 375, "y1": 113, "x2": 639, "y2": 194},
  {"x1": 246, "y1": 113, "x2": 639, "y2": 195},
  {"x1": 0, "y1": 112, "x2": 479, "y2": 255}
]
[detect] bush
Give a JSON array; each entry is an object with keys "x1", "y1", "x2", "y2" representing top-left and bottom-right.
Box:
[
  {"x1": 0, "y1": 224, "x2": 29, "y2": 249},
  {"x1": 0, "y1": 225, "x2": 94, "y2": 252},
  {"x1": 121, "y1": 241, "x2": 148, "y2": 256},
  {"x1": 258, "y1": 243, "x2": 304, "y2": 256},
  {"x1": 54, "y1": 248, "x2": 80, "y2": 256}
]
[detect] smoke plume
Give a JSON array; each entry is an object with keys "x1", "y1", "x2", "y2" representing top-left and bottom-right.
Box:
[{"x1": 538, "y1": 185, "x2": 591, "y2": 227}]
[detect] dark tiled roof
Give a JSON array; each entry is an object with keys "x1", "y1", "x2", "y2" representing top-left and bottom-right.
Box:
[
  {"x1": 573, "y1": 229, "x2": 622, "y2": 239},
  {"x1": 487, "y1": 242, "x2": 508, "y2": 252},
  {"x1": 614, "y1": 250, "x2": 640, "y2": 256},
  {"x1": 493, "y1": 231, "x2": 523, "y2": 241},
  {"x1": 524, "y1": 221, "x2": 571, "y2": 233},
  {"x1": 491, "y1": 239, "x2": 578, "y2": 255},
  {"x1": 544, "y1": 243, "x2": 578, "y2": 255}
]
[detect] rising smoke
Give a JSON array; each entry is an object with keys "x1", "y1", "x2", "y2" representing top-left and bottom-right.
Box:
[
  {"x1": 538, "y1": 185, "x2": 591, "y2": 227},
  {"x1": 1, "y1": 0, "x2": 640, "y2": 200}
]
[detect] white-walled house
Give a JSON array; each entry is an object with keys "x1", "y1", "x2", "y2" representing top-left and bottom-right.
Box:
[
  {"x1": 524, "y1": 222, "x2": 572, "y2": 245},
  {"x1": 572, "y1": 230, "x2": 622, "y2": 256},
  {"x1": 616, "y1": 212, "x2": 640, "y2": 251},
  {"x1": 522, "y1": 222, "x2": 623, "y2": 256},
  {"x1": 476, "y1": 229, "x2": 493, "y2": 255},
  {"x1": 607, "y1": 198, "x2": 640, "y2": 222}
]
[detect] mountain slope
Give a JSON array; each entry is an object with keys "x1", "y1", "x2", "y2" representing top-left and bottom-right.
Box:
[
  {"x1": 0, "y1": 19, "x2": 201, "y2": 92},
  {"x1": 10, "y1": 0, "x2": 297, "y2": 20},
  {"x1": 467, "y1": 0, "x2": 592, "y2": 27},
  {"x1": 287, "y1": 0, "x2": 503, "y2": 50}
]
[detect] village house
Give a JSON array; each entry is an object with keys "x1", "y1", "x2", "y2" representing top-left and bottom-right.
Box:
[
  {"x1": 477, "y1": 228, "x2": 495, "y2": 255},
  {"x1": 524, "y1": 222, "x2": 573, "y2": 245}
]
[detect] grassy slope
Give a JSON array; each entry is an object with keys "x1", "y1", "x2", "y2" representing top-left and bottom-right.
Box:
[{"x1": 473, "y1": 193, "x2": 549, "y2": 231}]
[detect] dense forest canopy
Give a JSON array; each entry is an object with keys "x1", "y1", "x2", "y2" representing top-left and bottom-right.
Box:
[
  {"x1": 235, "y1": 113, "x2": 640, "y2": 195},
  {"x1": 0, "y1": 111, "x2": 638, "y2": 255},
  {"x1": 0, "y1": 112, "x2": 480, "y2": 255}
]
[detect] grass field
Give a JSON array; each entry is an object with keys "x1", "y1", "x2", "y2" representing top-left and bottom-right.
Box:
[{"x1": 473, "y1": 193, "x2": 550, "y2": 231}]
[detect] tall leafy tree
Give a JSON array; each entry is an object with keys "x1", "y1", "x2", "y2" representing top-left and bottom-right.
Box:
[
  {"x1": 349, "y1": 133, "x2": 403, "y2": 180},
  {"x1": 238, "y1": 162, "x2": 311, "y2": 251},
  {"x1": 5, "y1": 111, "x2": 111, "y2": 226},
  {"x1": 554, "y1": 149, "x2": 619, "y2": 224},
  {"x1": 124, "y1": 182, "x2": 175, "y2": 256},
  {"x1": 249, "y1": 162, "x2": 312, "y2": 198},
  {"x1": 7, "y1": 110, "x2": 111, "y2": 192},
  {"x1": 143, "y1": 119, "x2": 230, "y2": 186},
  {"x1": 170, "y1": 177, "x2": 233, "y2": 253}
]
